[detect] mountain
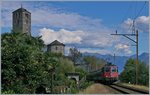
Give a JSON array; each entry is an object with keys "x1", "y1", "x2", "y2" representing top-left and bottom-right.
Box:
[
  {"x1": 130, "y1": 52, "x2": 149, "y2": 64},
  {"x1": 83, "y1": 52, "x2": 149, "y2": 73}
]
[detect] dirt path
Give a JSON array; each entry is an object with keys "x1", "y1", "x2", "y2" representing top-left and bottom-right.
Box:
[{"x1": 79, "y1": 83, "x2": 121, "y2": 94}]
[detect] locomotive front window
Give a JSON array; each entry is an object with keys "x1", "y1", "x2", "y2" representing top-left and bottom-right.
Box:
[
  {"x1": 104, "y1": 67, "x2": 110, "y2": 72},
  {"x1": 112, "y1": 67, "x2": 117, "y2": 72}
]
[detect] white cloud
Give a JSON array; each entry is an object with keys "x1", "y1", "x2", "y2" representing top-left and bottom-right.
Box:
[
  {"x1": 121, "y1": 16, "x2": 149, "y2": 32},
  {"x1": 2, "y1": 1, "x2": 120, "y2": 55},
  {"x1": 1, "y1": 1, "x2": 23, "y2": 27},
  {"x1": 136, "y1": 16, "x2": 150, "y2": 32},
  {"x1": 115, "y1": 44, "x2": 129, "y2": 49},
  {"x1": 82, "y1": 32, "x2": 117, "y2": 48},
  {"x1": 79, "y1": 48, "x2": 111, "y2": 55},
  {"x1": 136, "y1": 16, "x2": 150, "y2": 25},
  {"x1": 64, "y1": 46, "x2": 112, "y2": 56},
  {"x1": 2, "y1": 1, "x2": 144, "y2": 56},
  {"x1": 30, "y1": 9, "x2": 103, "y2": 32},
  {"x1": 39, "y1": 28, "x2": 120, "y2": 48},
  {"x1": 1, "y1": 1, "x2": 102, "y2": 32},
  {"x1": 115, "y1": 44, "x2": 132, "y2": 54},
  {"x1": 39, "y1": 28, "x2": 84, "y2": 45},
  {"x1": 122, "y1": 18, "x2": 132, "y2": 29},
  {"x1": 39, "y1": 27, "x2": 122, "y2": 55}
]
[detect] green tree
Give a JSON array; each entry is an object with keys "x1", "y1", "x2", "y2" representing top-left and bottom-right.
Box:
[
  {"x1": 1, "y1": 32, "x2": 59, "y2": 93},
  {"x1": 119, "y1": 58, "x2": 149, "y2": 86},
  {"x1": 75, "y1": 67, "x2": 87, "y2": 80},
  {"x1": 138, "y1": 61, "x2": 149, "y2": 86},
  {"x1": 69, "y1": 47, "x2": 82, "y2": 65},
  {"x1": 57, "y1": 58, "x2": 75, "y2": 74},
  {"x1": 83, "y1": 56, "x2": 106, "y2": 71},
  {"x1": 54, "y1": 58, "x2": 75, "y2": 86},
  {"x1": 119, "y1": 59, "x2": 136, "y2": 84}
]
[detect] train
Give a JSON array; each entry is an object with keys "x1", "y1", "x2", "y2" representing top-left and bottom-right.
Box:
[{"x1": 86, "y1": 63, "x2": 119, "y2": 83}]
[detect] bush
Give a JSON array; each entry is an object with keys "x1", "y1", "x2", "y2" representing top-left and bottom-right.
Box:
[
  {"x1": 79, "y1": 81, "x2": 94, "y2": 89},
  {"x1": 2, "y1": 90, "x2": 15, "y2": 94},
  {"x1": 119, "y1": 58, "x2": 149, "y2": 86},
  {"x1": 75, "y1": 67, "x2": 87, "y2": 80},
  {"x1": 1, "y1": 32, "x2": 59, "y2": 93}
]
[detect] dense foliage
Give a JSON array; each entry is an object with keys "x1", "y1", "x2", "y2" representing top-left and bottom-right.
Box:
[
  {"x1": 75, "y1": 67, "x2": 87, "y2": 80},
  {"x1": 1, "y1": 32, "x2": 77, "y2": 94},
  {"x1": 2, "y1": 32, "x2": 106, "y2": 94},
  {"x1": 84, "y1": 56, "x2": 106, "y2": 72},
  {"x1": 2, "y1": 32, "x2": 53, "y2": 93},
  {"x1": 79, "y1": 81, "x2": 94, "y2": 90},
  {"x1": 69, "y1": 47, "x2": 82, "y2": 64},
  {"x1": 119, "y1": 58, "x2": 149, "y2": 86}
]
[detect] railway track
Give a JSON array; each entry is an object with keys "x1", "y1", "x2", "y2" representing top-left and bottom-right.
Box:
[{"x1": 109, "y1": 84, "x2": 149, "y2": 94}]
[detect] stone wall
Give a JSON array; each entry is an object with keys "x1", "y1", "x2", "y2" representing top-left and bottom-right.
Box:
[{"x1": 49, "y1": 45, "x2": 64, "y2": 55}]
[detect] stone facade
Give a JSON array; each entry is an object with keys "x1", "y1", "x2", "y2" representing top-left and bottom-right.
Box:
[
  {"x1": 12, "y1": 7, "x2": 31, "y2": 36},
  {"x1": 47, "y1": 40, "x2": 65, "y2": 55}
]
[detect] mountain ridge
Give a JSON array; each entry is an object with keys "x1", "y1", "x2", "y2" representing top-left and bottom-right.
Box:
[{"x1": 83, "y1": 52, "x2": 149, "y2": 73}]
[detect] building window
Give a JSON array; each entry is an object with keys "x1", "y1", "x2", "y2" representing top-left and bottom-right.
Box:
[
  {"x1": 17, "y1": 19, "x2": 19, "y2": 24},
  {"x1": 26, "y1": 19, "x2": 28, "y2": 24},
  {"x1": 55, "y1": 47, "x2": 58, "y2": 50},
  {"x1": 25, "y1": 13, "x2": 28, "y2": 18}
]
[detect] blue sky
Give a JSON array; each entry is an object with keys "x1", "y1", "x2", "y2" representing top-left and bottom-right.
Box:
[{"x1": 1, "y1": 1, "x2": 149, "y2": 56}]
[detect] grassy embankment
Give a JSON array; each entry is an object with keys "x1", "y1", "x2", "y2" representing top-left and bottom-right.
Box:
[{"x1": 120, "y1": 83, "x2": 149, "y2": 91}]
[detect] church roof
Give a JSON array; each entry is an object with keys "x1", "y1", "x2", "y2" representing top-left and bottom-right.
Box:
[
  {"x1": 13, "y1": 7, "x2": 31, "y2": 13},
  {"x1": 48, "y1": 40, "x2": 65, "y2": 46}
]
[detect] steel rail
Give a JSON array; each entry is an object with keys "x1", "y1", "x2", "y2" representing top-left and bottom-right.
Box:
[{"x1": 109, "y1": 84, "x2": 149, "y2": 94}]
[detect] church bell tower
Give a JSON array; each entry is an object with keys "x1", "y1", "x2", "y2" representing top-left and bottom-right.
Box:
[{"x1": 12, "y1": 6, "x2": 31, "y2": 36}]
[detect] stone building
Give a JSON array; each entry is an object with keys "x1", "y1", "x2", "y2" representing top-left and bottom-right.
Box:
[
  {"x1": 47, "y1": 40, "x2": 65, "y2": 55},
  {"x1": 12, "y1": 6, "x2": 31, "y2": 36}
]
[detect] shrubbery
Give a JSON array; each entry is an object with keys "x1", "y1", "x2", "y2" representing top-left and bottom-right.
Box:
[
  {"x1": 1, "y1": 32, "x2": 97, "y2": 94},
  {"x1": 79, "y1": 81, "x2": 94, "y2": 90},
  {"x1": 119, "y1": 58, "x2": 149, "y2": 86},
  {"x1": 1, "y1": 32, "x2": 76, "y2": 94}
]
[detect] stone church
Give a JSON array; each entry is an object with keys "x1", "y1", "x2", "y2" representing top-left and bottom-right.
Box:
[
  {"x1": 12, "y1": 6, "x2": 31, "y2": 36},
  {"x1": 12, "y1": 7, "x2": 65, "y2": 55},
  {"x1": 47, "y1": 40, "x2": 65, "y2": 55}
]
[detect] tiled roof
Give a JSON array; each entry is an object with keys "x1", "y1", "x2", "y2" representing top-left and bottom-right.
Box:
[
  {"x1": 48, "y1": 40, "x2": 65, "y2": 46},
  {"x1": 13, "y1": 7, "x2": 31, "y2": 13}
]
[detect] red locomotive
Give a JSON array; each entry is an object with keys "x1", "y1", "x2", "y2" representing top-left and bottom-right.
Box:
[{"x1": 86, "y1": 63, "x2": 118, "y2": 83}]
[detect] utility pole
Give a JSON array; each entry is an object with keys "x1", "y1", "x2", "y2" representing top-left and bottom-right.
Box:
[
  {"x1": 111, "y1": 30, "x2": 139, "y2": 85},
  {"x1": 114, "y1": 53, "x2": 115, "y2": 65},
  {"x1": 136, "y1": 30, "x2": 138, "y2": 85}
]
